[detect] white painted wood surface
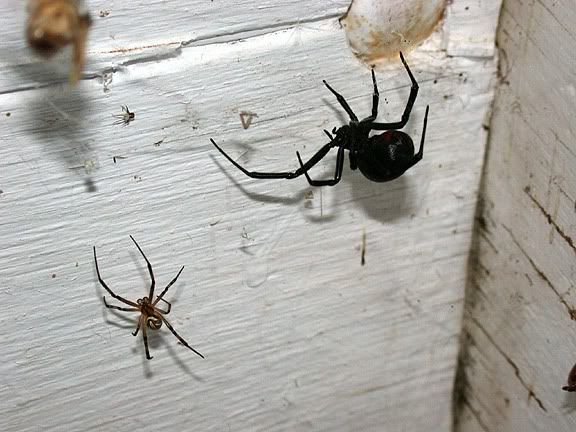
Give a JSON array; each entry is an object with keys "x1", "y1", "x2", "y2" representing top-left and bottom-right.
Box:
[
  {"x1": 0, "y1": 1, "x2": 499, "y2": 431},
  {"x1": 456, "y1": 0, "x2": 576, "y2": 431}
]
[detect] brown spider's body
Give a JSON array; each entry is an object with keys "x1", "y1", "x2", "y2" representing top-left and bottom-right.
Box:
[
  {"x1": 94, "y1": 236, "x2": 204, "y2": 360},
  {"x1": 136, "y1": 297, "x2": 164, "y2": 330},
  {"x1": 26, "y1": 0, "x2": 92, "y2": 84}
]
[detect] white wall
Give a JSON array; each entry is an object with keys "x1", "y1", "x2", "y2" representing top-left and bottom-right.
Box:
[
  {"x1": 0, "y1": 1, "x2": 499, "y2": 431},
  {"x1": 456, "y1": 0, "x2": 576, "y2": 430}
]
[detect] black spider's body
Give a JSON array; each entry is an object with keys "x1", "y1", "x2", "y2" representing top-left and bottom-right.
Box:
[
  {"x1": 211, "y1": 52, "x2": 429, "y2": 187},
  {"x1": 356, "y1": 130, "x2": 419, "y2": 182}
]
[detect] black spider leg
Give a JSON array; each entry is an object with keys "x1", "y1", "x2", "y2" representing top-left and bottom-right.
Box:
[
  {"x1": 296, "y1": 146, "x2": 346, "y2": 187},
  {"x1": 360, "y1": 69, "x2": 379, "y2": 123},
  {"x1": 161, "y1": 317, "x2": 204, "y2": 358},
  {"x1": 370, "y1": 51, "x2": 419, "y2": 130},
  {"x1": 129, "y1": 235, "x2": 156, "y2": 301},
  {"x1": 153, "y1": 266, "x2": 184, "y2": 309},
  {"x1": 323, "y1": 79, "x2": 359, "y2": 122},
  {"x1": 93, "y1": 246, "x2": 138, "y2": 307},
  {"x1": 404, "y1": 105, "x2": 430, "y2": 170},
  {"x1": 142, "y1": 320, "x2": 153, "y2": 360},
  {"x1": 211, "y1": 138, "x2": 334, "y2": 180}
]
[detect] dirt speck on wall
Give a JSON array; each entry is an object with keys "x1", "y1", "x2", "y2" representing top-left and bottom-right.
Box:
[{"x1": 341, "y1": 0, "x2": 445, "y2": 63}]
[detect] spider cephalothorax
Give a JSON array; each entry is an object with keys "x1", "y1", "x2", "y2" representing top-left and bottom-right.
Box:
[
  {"x1": 211, "y1": 51, "x2": 429, "y2": 187},
  {"x1": 94, "y1": 236, "x2": 203, "y2": 360}
]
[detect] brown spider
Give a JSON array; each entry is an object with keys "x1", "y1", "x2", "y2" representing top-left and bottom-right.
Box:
[{"x1": 93, "y1": 235, "x2": 204, "y2": 360}]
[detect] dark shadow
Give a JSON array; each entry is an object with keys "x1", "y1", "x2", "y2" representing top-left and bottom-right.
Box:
[
  {"x1": 141, "y1": 352, "x2": 154, "y2": 378},
  {"x1": 24, "y1": 85, "x2": 98, "y2": 192},
  {"x1": 322, "y1": 96, "x2": 349, "y2": 125},
  {"x1": 211, "y1": 146, "x2": 419, "y2": 224},
  {"x1": 134, "y1": 326, "x2": 204, "y2": 380},
  {"x1": 299, "y1": 167, "x2": 343, "y2": 224},
  {"x1": 164, "y1": 341, "x2": 204, "y2": 381},
  {"x1": 102, "y1": 306, "x2": 138, "y2": 330},
  {"x1": 211, "y1": 156, "x2": 308, "y2": 206},
  {"x1": 0, "y1": 49, "x2": 70, "y2": 94},
  {"x1": 347, "y1": 173, "x2": 414, "y2": 223},
  {"x1": 562, "y1": 391, "x2": 576, "y2": 413}
]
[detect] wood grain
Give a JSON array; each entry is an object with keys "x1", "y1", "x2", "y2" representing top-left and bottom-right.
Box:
[{"x1": 456, "y1": 0, "x2": 576, "y2": 430}]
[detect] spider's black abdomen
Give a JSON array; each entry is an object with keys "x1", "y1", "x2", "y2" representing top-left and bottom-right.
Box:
[{"x1": 357, "y1": 131, "x2": 417, "y2": 182}]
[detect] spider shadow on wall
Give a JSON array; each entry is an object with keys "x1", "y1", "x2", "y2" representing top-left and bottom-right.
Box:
[
  {"x1": 210, "y1": 156, "x2": 309, "y2": 206},
  {"x1": 562, "y1": 391, "x2": 576, "y2": 414},
  {"x1": 24, "y1": 87, "x2": 98, "y2": 192},
  {"x1": 10, "y1": 43, "x2": 99, "y2": 193},
  {"x1": 136, "y1": 329, "x2": 203, "y2": 380},
  {"x1": 210, "y1": 151, "x2": 420, "y2": 225},
  {"x1": 210, "y1": 130, "x2": 424, "y2": 225}
]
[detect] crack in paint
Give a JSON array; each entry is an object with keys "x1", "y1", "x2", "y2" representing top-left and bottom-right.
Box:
[
  {"x1": 502, "y1": 223, "x2": 576, "y2": 320},
  {"x1": 524, "y1": 186, "x2": 576, "y2": 254},
  {"x1": 471, "y1": 315, "x2": 548, "y2": 413}
]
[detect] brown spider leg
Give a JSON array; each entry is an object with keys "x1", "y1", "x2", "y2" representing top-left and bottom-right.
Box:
[
  {"x1": 296, "y1": 146, "x2": 345, "y2": 187},
  {"x1": 161, "y1": 317, "x2": 204, "y2": 358},
  {"x1": 93, "y1": 246, "x2": 138, "y2": 307},
  {"x1": 153, "y1": 266, "x2": 184, "y2": 307},
  {"x1": 370, "y1": 51, "x2": 419, "y2": 131},
  {"x1": 102, "y1": 296, "x2": 139, "y2": 312},
  {"x1": 132, "y1": 316, "x2": 143, "y2": 336},
  {"x1": 142, "y1": 322, "x2": 153, "y2": 360},
  {"x1": 129, "y1": 236, "x2": 156, "y2": 301},
  {"x1": 154, "y1": 297, "x2": 172, "y2": 314},
  {"x1": 323, "y1": 79, "x2": 359, "y2": 122}
]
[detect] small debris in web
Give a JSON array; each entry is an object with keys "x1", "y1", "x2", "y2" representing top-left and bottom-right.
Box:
[{"x1": 239, "y1": 111, "x2": 258, "y2": 129}]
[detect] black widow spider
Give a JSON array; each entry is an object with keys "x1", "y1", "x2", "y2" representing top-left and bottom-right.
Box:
[{"x1": 210, "y1": 52, "x2": 429, "y2": 187}]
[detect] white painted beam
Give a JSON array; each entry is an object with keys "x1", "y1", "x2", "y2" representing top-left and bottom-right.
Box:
[
  {"x1": 456, "y1": 0, "x2": 576, "y2": 431},
  {"x1": 0, "y1": 1, "x2": 500, "y2": 431}
]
